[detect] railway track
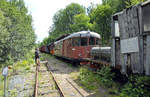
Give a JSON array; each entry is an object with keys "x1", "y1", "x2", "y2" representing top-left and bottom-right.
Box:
[
  {"x1": 34, "y1": 61, "x2": 87, "y2": 97},
  {"x1": 34, "y1": 61, "x2": 62, "y2": 97}
]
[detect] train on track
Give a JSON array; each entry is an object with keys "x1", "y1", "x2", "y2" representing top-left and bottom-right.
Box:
[
  {"x1": 40, "y1": 1, "x2": 150, "y2": 76},
  {"x1": 40, "y1": 31, "x2": 104, "y2": 64}
]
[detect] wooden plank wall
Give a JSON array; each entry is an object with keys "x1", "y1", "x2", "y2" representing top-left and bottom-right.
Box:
[
  {"x1": 112, "y1": 2, "x2": 150, "y2": 75},
  {"x1": 145, "y1": 35, "x2": 150, "y2": 75},
  {"x1": 119, "y1": 6, "x2": 140, "y2": 39},
  {"x1": 118, "y1": 5, "x2": 144, "y2": 74},
  {"x1": 111, "y1": 39, "x2": 115, "y2": 67}
]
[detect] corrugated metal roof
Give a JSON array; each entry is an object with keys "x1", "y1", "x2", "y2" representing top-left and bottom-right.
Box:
[{"x1": 142, "y1": 0, "x2": 150, "y2": 6}]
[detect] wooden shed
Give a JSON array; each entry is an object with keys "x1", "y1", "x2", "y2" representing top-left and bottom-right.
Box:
[{"x1": 111, "y1": 0, "x2": 150, "y2": 75}]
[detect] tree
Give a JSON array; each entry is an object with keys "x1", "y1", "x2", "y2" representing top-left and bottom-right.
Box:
[
  {"x1": 49, "y1": 3, "x2": 85, "y2": 38},
  {"x1": 0, "y1": 0, "x2": 36, "y2": 66},
  {"x1": 40, "y1": 36, "x2": 55, "y2": 46},
  {"x1": 70, "y1": 13, "x2": 91, "y2": 32},
  {"x1": 125, "y1": 0, "x2": 146, "y2": 8},
  {"x1": 90, "y1": 4, "x2": 114, "y2": 45}
]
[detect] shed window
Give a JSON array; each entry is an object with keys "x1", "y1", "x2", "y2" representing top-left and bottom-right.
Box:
[
  {"x1": 115, "y1": 21, "x2": 120, "y2": 37},
  {"x1": 72, "y1": 38, "x2": 80, "y2": 46},
  {"x1": 143, "y1": 4, "x2": 150, "y2": 32},
  {"x1": 89, "y1": 37, "x2": 95, "y2": 45},
  {"x1": 81, "y1": 38, "x2": 88, "y2": 46}
]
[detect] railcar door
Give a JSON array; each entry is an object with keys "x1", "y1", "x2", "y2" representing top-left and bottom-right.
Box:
[{"x1": 71, "y1": 38, "x2": 81, "y2": 59}]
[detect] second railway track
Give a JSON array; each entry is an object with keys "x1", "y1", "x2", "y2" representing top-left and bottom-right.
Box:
[{"x1": 34, "y1": 60, "x2": 87, "y2": 97}]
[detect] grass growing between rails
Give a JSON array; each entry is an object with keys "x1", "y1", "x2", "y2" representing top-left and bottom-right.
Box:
[{"x1": 77, "y1": 66, "x2": 150, "y2": 97}]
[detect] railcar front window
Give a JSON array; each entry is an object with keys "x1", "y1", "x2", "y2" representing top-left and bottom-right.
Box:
[
  {"x1": 89, "y1": 37, "x2": 95, "y2": 45},
  {"x1": 81, "y1": 38, "x2": 88, "y2": 46}
]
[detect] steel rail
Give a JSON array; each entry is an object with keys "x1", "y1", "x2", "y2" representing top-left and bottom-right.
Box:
[{"x1": 45, "y1": 62, "x2": 65, "y2": 97}]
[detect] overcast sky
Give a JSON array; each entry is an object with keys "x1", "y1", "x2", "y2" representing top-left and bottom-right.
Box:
[{"x1": 24, "y1": 0, "x2": 102, "y2": 42}]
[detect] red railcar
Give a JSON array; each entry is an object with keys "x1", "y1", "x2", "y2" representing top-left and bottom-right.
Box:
[
  {"x1": 39, "y1": 46, "x2": 49, "y2": 53},
  {"x1": 47, "y1": 42, "x2": 55, "y2": 54},
  {"x1": 53, "y1": 31, "x2": 101, "y2": 63}
]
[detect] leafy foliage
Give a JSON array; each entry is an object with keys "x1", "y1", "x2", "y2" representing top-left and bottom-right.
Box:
[
  {"x1": 40, "y1": 3, "x2": 92, "y2": 46},
  {"x1": 79, "y1": 66, "x2": 115, "y2": 90},
  {"x1": 97, "y1": 66, "x2": 115, "y2": 87},
  {"x1": 71, "y1": 13, "x2": 91, "y2": 32},
  {"x1": 49, "y1": 3, "x2": 86, "y2": 38},
  {"x1": 79, "y1": 68, "x2": 100, "y2": 90},
  {"x1": 90, "y1": 4, "x2": 114, "y2": 45},
  {"x1": 79, "y1": 67, "x2": 150, "y2": 96},
  {"x1": 102, "y1": 0, "x2": 126, "y2": 12},
  {"x1": 40, "y1": 35, "x2": 55, "y2": 46},
  {"x1": 0, "y1": 0, "x2": 36, "y2": 66},
  {"x1": 125, "y1": 0, "x2": 146, "y2": 8},
  {"x1": 118, "y1": 75, "x2": 150, "y2": 97}
]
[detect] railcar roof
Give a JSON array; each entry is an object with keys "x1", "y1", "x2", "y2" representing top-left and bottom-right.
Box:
[
  {"x1": 65, "y1": 31, "x2": 101, "y2": 39},
  {"x1": 54, "y1": 31, "x2": 101, "y2": 44}
]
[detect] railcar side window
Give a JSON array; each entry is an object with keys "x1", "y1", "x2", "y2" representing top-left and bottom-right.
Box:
[
  {"x1": 81, "y1": 38, "x2": 88, "y2": 46},
  {"x1": 96, "y1": 38, "x2": 100, "y2": 45},
  {"x1": 89, "y1": 37, "x2": 95, "y2": 45},
  {"x1": 72, "y1": 38, "x2": 80, "y2": 46}
]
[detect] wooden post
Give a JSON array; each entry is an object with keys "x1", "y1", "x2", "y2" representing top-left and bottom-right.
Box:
[
  {"x1": 2, "y1": 67, "x2": 8, "y2": 97},
  {"x1": 4, "y1": 76, "x2": 6, "y2": 97},
  {"x1": 35, "y1": 65, "x2": 38, "y2": 97}
]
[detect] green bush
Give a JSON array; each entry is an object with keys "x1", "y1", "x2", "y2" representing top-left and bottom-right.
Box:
[
  {"x1": 96, "y1": 66, "x2": 115, "y2": 88},
  {"x1": 78, "y1": 66, "x2": 150, "y2": 96},
  {"x1": 13, "y1": 59, "x2": 34, "y2": 72},
  {"x1": 118, "y1": 75, "x2": 150, "y2": 97},
  {"x1": 79, "y1": 66, "x2": 115, "y2": 90},
  {"x1": 79, "y1": 68, "x2": 100, "y2": 90}
]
